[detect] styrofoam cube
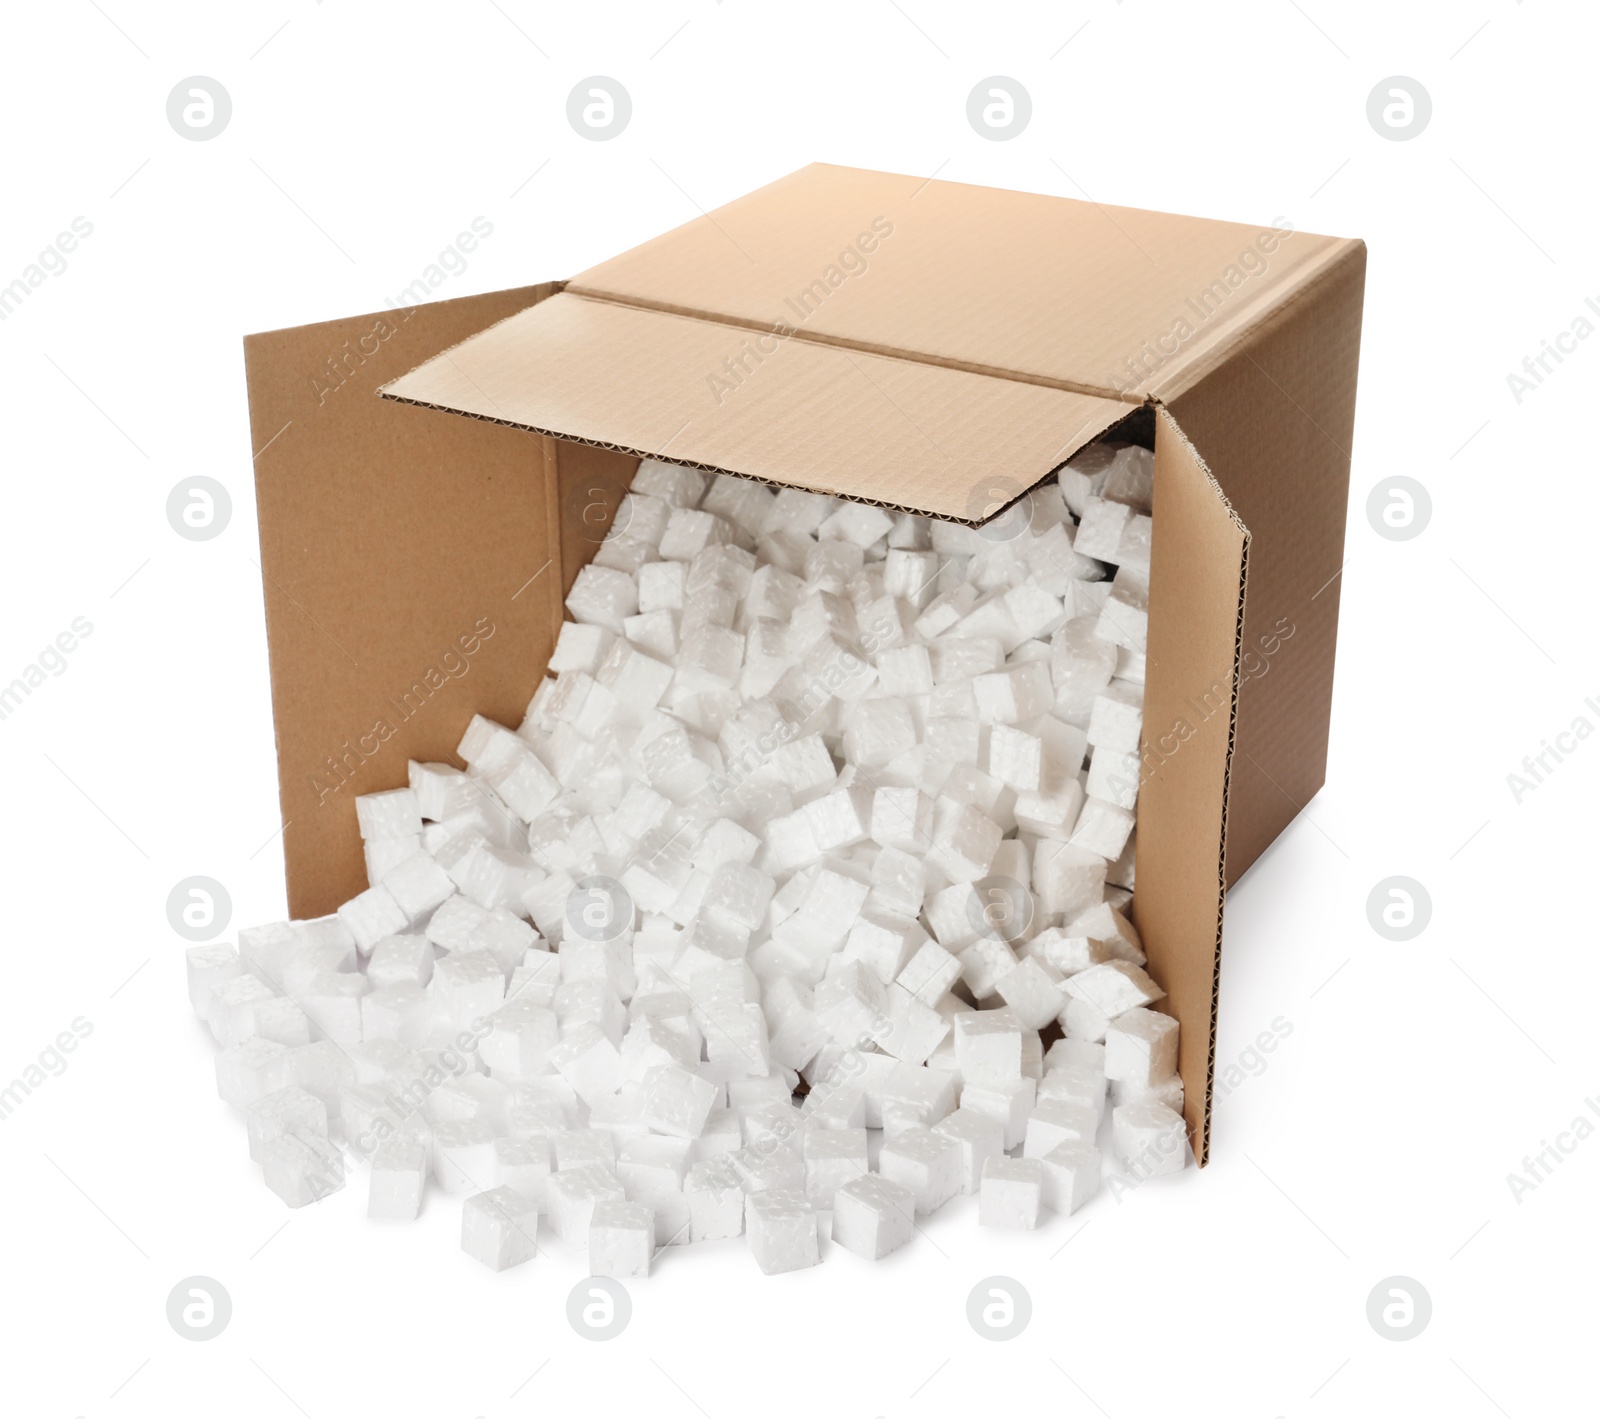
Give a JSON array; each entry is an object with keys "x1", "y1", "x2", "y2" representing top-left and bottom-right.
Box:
[
  {"x1": 832, "y1": 1173, "x2": 917, "y2": 1260},
  {"x1": 802, "y1": 1126, "x2": 868, "y2": 1207},
  {"x1": 1040, "y1": 1140, "x2": 1102, "y2": 1214},
  {"x1": 685, "y1": 1160, "x2": 745, "y2": 1241},
  {"x1": 979, "y1": 1156, "x2": 1044, "y2": 1229},
  {"x1": 245, "y1": 1086, "x2": 327, "y2": 1163},
  {"x1": 461, "y1": 1185, "x2": 540, "y2": 1270},
  {"x1": 589, "y1": 1199, "x2": 653, "y2": 1278},
  {"x1": 368, "y1": 1137, "x2": 428, "y2": 1220},
  {"x1": 216, "y1": 1036, "x2": 289, "y2": 1109},
  {"x1": 1063, "y1": 961, "x2": 1165, "y2": 1018},
  {"x1": 959, "y1": 1077, "x2": 1037, "y2": 1150},
  {"x1": 877, "y1": 1126, "x2": 962, "y2": 1215},
  {"x1": 187, "y1": 943, "x2": 241, "y2": 1018},
  {"x1": 745, "y1": 1189, "x2": 819, "y2": 1274},
  {"x1": 1104, "y1": 1008, "x2": 1180, "y2": 1090},
  {"x1": 337, "y1": 884, "x2": 410, "y2": 956},
  {"x1": 1112, "y1": 1100, "x2": 1189, "y2": 1178},
  {"x1": 261, "y1": 1130, "x2": 345, "y2": 1208},
  {"x1": 934, "y1": 1108, "x2": 1006, "y2": 1194},
  {"x1": 356, "y1": 788, "x2": 422, "y2": 841}
]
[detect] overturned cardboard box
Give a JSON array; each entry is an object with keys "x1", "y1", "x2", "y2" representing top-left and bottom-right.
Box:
[{"x1": 242, "y1": 162, "x2": 1365, "y2": 1164}]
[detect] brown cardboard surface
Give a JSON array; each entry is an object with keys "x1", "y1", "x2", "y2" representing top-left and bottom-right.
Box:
[
  {"x1": 567, "y1": 162, "x2": 1357, "y2": 401},
  {"x1": 379, "y1": 292, "x2": 1132, "y2": 523},
  {"x1": 1138, "y1": 410, "x2": 1249, "y2": 1165},
  {"x1": 243, "y1": 286, "x2": 561, "y2": 919},
  {"x1": 1166, "y1": 241, "x2": 1367, "y2": 885}
]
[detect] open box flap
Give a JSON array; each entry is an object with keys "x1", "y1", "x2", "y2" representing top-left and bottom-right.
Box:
[
  {"x1": 379, "y1": 291, "x2": 1134, "y2": 524},
  {"x1": 1138, "y1": 408, "x2": 1250, "y2": 1166},
  {"x1": 565, "y1": 162, "x2": 1359, "y2": 401}
]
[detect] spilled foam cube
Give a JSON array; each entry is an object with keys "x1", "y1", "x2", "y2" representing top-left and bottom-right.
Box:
[
  {"x1": 745, "y1": 1189, "x2": 819, "y2": 1274},
  {"x1": 589, "y1": 1199, "x2": 654, "y2": 1278},
  {"x1": 979, "y1": 1156, "x2": 1044, "y2": 1229},
  {"x1": 369, "y1": 1137, "x2": 428, "y2": 1220},
  {"x1": 832, "y1": 1173, "x2": 917, "y2": 1260},
  {"x1": 1040, "y1": 1141, "x2": 1102, "y2": 1214},
  {"x1": 462, "y1": 1185, "x2": 540, "y2": 1270},
  {"x1": 1112, "y1": 1100, "x2": 1189, "y2": 1179},
  {"x1": 877, "y1": 1126, "x2": 962, "y2": 1215}
]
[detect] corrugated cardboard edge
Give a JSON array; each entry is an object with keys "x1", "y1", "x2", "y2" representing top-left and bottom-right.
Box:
[{"x1": 1145, "y1": 406, "x2": 1251, "y2": 1168}]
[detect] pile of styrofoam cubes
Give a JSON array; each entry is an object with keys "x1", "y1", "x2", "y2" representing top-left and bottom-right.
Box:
[{"x1": 188, "y1": 441, "x2": 1190, "y2": 1277}]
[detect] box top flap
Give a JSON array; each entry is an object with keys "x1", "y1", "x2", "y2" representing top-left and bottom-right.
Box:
[
  {"x1": 566, "y1": 162, "x2": 1360, "y2": 400},
  {"x1": 379, "y1": 291, "x2": 1132, "y2": 523}
]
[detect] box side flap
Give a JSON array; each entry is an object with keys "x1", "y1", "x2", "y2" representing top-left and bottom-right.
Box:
[
  {"x1": 244, "y1": 285, "x2": 561, "y2": 919},
  {"x1": 1137, "y1": 408, "x2": 1249, "y2": 1167},
  {"x1": 1166, "y1": 240, "x2": 1366, "y2": 883},
  {"x1": 379, "y1": 291, "x2": 1132, "y2": 524},
  {"x1": 565, "y1": 162, "x2": 1356, "y2": 399}
]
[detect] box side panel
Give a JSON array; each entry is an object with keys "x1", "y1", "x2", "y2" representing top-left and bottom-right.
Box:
[
  {"x1": 1137, "y1": 410, "x2": 1249, "y2": 1167},
  {"x1": 1164, "y1": 243, "x2": 1366, "y2": 884},
  {"x1": 380, "y1": 292, "x2": 1133, "y2": 524},
  {"x1": 243, "y1": 285, "x2": 560, "y2": 919}
]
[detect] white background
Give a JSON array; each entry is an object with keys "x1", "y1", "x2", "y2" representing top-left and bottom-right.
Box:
[{"x1": 2, "y1": 2, "x2": 1596, "y2": 1416}]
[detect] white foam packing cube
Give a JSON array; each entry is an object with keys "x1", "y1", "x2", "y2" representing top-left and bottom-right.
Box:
[
  {"x1": 1086, "y1": 747, "x2": 1141, "y2": 811},
  {"x1": 1033, "y1": 840, "x2": 1107, "y2": 918},
  {"x1": 566, "y1": 563, "x2": 638, "y2": 634},
  {"x1": 994, "y1": 957, "x2": 1065, "y2": 1031},
  {"x1": 356, "y1": 788, "x2": 422, "y2": 841},
  {"x1": 956, "y1": 937, "x2": 1017, "y2": 1001},
  {"x1": 831, "y1": 1173, "x2": 917, "y2": 1261},
  {"x1": 208, "y1": 974, "x2": 279, "y2": 1046},
  {"x1": 1063, "y1": 902, "x2": 1145, "y2": 965},
  {"x1": 368, "y1": 1137, "x2": 428, "y2": 1220},
  {"x1": 934, "y1": 1108, "x2": 1006, "y2": 1194},
  {"x1": 745, "y1": 1188, "x2": 819, "y2": 1274},
  {"x1": 186, "y1": 944, "x2": 242, "y2": 1018},
  {"x1": 973, "y1": 663, "x2": 1052, "y2": 726},
  {"x1": 1040, "y1": 1141, "x2": 1101, "y2": 1215},
  {"x1": 461, "y1": 1185, "x2": 540, "y2": 1271},
  {"x1": 587, "y1": 1199, "x2": 653, "y2": 1278},
  {"x1": 261, "y1": 1130, "x2": 345, "y2": 1207},
  {"x1": 1113, "y1": 1100, "x2": 1189, "y2": 1178},
  {"x1": 1086, "y1": 678, "x2": 1143, "y2": 754},
  {"x1": 802, "y1": 1127, "x2": 868, "y2": 1206},
  {"x1": 1063, "y1": 961, "x2": 1165, "y2": 1018},
  {"x1": 1070, "y1": 797, "x2": 1135, "y2": 860},
  {"x1": 433, "y1": 951, "x2": 505, "y2": 1029},
  {"x1": 953, "y1": 1008, "x2": 1024, "y2": 1083},
  {"x1": 367, "y1": 934, "x2": 434, "y2": 989},
  {"x1": 896, "y1": 940, "x2": 962, "y2": 1007},
  {"x1": 245, "y1": 1086, "x2": 327, "y2": 1163},
  {"x1": 337, "y1": 884, "x2": 410, "y2": 956},
  {"x1": 216, "y1": 1036, "x2": 289, "y2": 1109},
  {"x1": 1105, "y1": 1008, "x2": 1180, "y2": 1090},
  {"x1": 960, "y1": 1077, "x2": 1037, "y2": 1150},
  {"x1": 364, "y1": 831, "x2": 427, "y2": 887},
  {"x1": 1023, "y1": 1097, "x2": 1099, "y2": 1158},
  {"x1": 877, "y1": 1126, "x2": 962, "y2": 1215},
  {"x1": 545, "y1": 1162, "x2": 626, "y2": 1241},
  {"x1": 481, "y1": 999, "x2": 560, "y2": 1080},
  {"x1": 685, "y1": 1160, "x2": 745, "y2": 1240},
  {"x1": 430, "y1": 1117, "x2": 497, "y2": 1195},
  {"x1": 640, "y1": 1063, "x2": 718, "y2": 1138},
  {"x1": 979, "y1": 1156, "x2": 1044, "y2": 1229}
]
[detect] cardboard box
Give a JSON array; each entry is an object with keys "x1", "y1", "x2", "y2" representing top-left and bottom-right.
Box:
[{"x1": 243, "y1": 163, "x2": 1365, "y2": 1164}]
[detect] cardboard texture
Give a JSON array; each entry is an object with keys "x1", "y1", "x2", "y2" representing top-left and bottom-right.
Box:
[{"x1": 244, "y1": 163, "x2": 1365, "y2": 1164}]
